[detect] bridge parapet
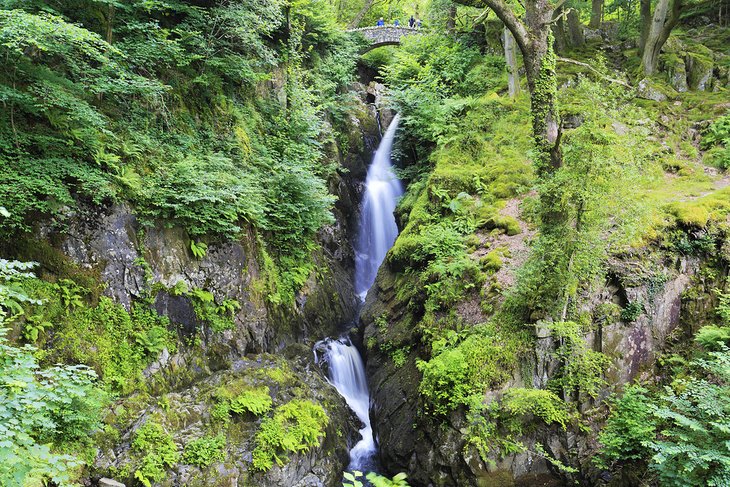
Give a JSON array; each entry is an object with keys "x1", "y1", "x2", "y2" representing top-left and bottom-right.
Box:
[{"x1": 347, "y1": 26, "x2": 420, "y2": 51}]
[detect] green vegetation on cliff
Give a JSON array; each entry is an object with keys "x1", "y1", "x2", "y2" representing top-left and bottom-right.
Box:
[{"x1": 360, "y1": 0, "x2": 730, "y2": 483}]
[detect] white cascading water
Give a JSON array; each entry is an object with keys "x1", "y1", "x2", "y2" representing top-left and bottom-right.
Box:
[
  {"x1": 315, "y1": 114, "x2": 403, "y2": 472},
  {"x1": 316, "y1": 338, "x2": 376, "y2": 470},
  {"x1": 355, "y1": 114, "x2": 404, "y2": 297}
]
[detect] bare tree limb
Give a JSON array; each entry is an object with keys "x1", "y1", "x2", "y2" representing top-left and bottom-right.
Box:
[{"x1": 557, "y1": 57, "x2": 633, "y2": 88}]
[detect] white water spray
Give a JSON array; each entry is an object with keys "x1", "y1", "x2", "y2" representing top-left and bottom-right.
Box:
[{"x1": 315, "y1": 115, "x2": 403, "y2": 471}]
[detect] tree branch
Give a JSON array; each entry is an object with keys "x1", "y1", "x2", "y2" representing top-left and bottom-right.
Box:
[
  {"x1": 557, "y1": 57, "x2": 633, "y2": 88},
  {"x1": 453, "y1": 0, "x2": 530, "y2": 53}
]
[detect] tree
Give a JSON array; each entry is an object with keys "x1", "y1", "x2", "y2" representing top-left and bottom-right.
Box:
[
  {"x1": 454, "y1": 0, "x2": 565, "y2": 172},
  {"x1": 639, "y1": 0, "x2": 683, "y2": 75}
]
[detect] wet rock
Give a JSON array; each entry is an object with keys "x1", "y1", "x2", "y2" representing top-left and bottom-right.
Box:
[{"x1": 98, "y1": 479, "x2": 125, "y2": 487}]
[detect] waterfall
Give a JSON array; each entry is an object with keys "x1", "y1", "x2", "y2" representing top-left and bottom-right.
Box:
[
  {"x1": 355, "y1": 114, "x2": 404, "y2": 297},
  {"x1": 315, "y1": 338, "x2": 376, "y2": 470},
  {"x1": 315, "y1": 114, "x2": 403, "y2": 472}
]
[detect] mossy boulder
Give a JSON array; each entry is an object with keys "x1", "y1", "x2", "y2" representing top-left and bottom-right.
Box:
[
  {"x1": 95, "y1": 352, "x2": 358, "y2": 487},
  {"x1": 686, "y1": 48, "x2": 715, "y2": 91}
]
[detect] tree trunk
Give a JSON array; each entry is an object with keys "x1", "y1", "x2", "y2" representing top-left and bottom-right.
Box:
[
  {"x1": 641, "y1": 0, "x2": 682, "y2": 75},
  {"x1": 589, "y1": 0, "x2": 603, "y2": 28},
  {"x1": 504, "y1": 27, "x2": 521, "y2": 98},
  {"x1": 447, "y1": 4, "x2": 457, "y2": 32},
  {"x1": 566, "y1": 9, "x2": 584, "y2": 47},
  {"x1": 348, "y1": 0, "x2": 375, "y2": 28},
  {"x1": 639, "y1": 0, "x2": 651, "y2": 54},
  {"x1": 105, "y1": 5, "x2": 114, "y2": 44},
  {"x1": 553, "y1": 8, "x2": 567, "y2": 54}
]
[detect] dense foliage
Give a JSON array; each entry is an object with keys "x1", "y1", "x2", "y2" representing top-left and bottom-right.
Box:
[
  {"x1": 0, "y1": 260, "x2": 105, "y2": 486},
  {"x1": 0, "y1": 0, "x2": 363, "y2": 303}
]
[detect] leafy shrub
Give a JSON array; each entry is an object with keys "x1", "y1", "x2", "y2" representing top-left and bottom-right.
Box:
[
  {"x1": 621, "y1": 300, "x2": 644, "y2": 322},
  {"x1": 251, "y1": 399, "x2": 328, "y2": 471},
  {"x1": 417, "y1": 329, "x2": 518, "y2": 415},
  {"x1": 0, "y1": 330, "x2": 105, "y2": 486},
  {"x1": 650, "y1": 349, "x2": 730, "y2": 486},
  {"x1": 702, "y1": 114, "x2": 730, "y2": 170},
  {"x1": 132, "y1": 421, "x2": 180, "y2": 487},
  {"x1": 0, "y1": 260, "x2": 106, "y2": 487},
  {"x1": 230, "y1": 387, "x2": 273, "y2": 416},
  {"x1": 183, "y1": 435, "x2": 226, "y2": 468},
  {"x1": 695, "y1": 325, "x2": 730, "y2": 351},
  {"x1": 501, "y1": 388, "x2": 571, "y2": 430},
  {"x1": 595, "y1": 385, "x2": 655, "y2": 469}
]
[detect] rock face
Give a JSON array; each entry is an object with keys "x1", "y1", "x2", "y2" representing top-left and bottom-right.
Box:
[
  {"x1": 362, "y1": 249, "x2": 708, "y2": 486},
  {"x1": 19, "y1": 92, "x2": 383, "y2": 486},
  {"x1": 95, "y1": 352, "x2": 360, "y2": 487}
]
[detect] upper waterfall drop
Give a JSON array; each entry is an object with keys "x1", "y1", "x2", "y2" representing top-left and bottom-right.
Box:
[{"x1": 355, "y1": 114, "x2": 404, "y2": 297}]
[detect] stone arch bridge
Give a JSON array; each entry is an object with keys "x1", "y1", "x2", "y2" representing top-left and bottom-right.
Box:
[{"x1": 347, "y1": 26, "x2": 420, "y2": 52}]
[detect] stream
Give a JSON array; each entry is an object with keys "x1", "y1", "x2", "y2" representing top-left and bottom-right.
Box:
[{"x1": 314, "y1": 114, "x2": 403, "y2": 473}]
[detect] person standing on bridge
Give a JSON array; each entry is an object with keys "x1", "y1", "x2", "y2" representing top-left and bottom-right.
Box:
[
  {"x1": 376, "y1": 17, "x2": 384, "y2": 26},
  {"x1": 394, "y1": 19, "x2": 400, "y2": 26},
  {"x1": 408, "y1": 15, "x2": 415, "y2": 28}
]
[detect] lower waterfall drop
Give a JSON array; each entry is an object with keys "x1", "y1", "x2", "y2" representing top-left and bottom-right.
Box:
[
  {"x1": 315, "y1": 113, "x2": 403, "y2": 472},
  {"x1": 315, "y1": 338, "x2": 375, "y2": 470}
]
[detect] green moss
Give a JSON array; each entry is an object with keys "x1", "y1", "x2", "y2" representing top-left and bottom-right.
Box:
[
  {"x1": 480, "y1": 215, "x2": 521, "y2": 236},
  {"x1": 667, "y1": 187, "x2": 730, "y2": 228},
  {"x1": 480, "y1": 251, "x2": 503, "y2": 272}
]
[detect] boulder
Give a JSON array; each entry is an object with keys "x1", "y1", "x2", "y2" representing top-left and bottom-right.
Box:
[
  {"x1": 686, "y1": 51, "x2": 714, "y2": 91},
  {"x1": 637, "y1": 78, "x2": 670, "y2": 102}
]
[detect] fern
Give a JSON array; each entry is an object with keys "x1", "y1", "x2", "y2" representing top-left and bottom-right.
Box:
[{"x1": 190, "y1": 240, "x2": 208, "y2": 259}]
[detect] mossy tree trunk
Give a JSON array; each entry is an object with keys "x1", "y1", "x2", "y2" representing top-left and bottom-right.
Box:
[
  {"x1": 503, "y1": 27, "x2": 521, "y2": 98},
  {"x1": 566, "y1": 9, "x2": 584, "y2": 47},
  {"x1": 589, "y1": 0, "x2": 603, "y2": 28},
  {"x1": 639, "y1": 0, "x2": 683, "y2": 75}
]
